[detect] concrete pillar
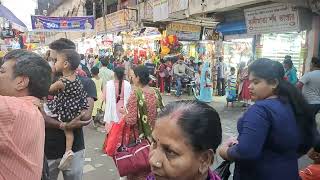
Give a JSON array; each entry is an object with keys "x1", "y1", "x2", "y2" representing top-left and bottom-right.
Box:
[
  {"x1": 118, "y1": 0, "x2": 121, "y2": 10},
  {"x1": 305, "y1": 15, "x2": 320, "y2": 73},
  {"x1": 93, "y1": 1, "x2": 96, "y2": 18}
]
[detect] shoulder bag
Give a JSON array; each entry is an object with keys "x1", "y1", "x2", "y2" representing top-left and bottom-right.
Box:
[{"x1": 113, "y1": 88, "x2": 151, "y2": 177}]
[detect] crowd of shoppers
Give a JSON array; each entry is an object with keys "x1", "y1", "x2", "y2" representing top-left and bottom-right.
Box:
[{"x1": 2, "y1": 38, "x2": 320, "y2": 180}]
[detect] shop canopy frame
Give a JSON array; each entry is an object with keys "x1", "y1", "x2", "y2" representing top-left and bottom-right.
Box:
[{"x1": 0, "y1": 4, "x2": 27, "y2": 32}]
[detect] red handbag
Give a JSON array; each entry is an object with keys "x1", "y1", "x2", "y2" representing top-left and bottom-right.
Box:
[
  {"x1": 103, "y1": 120, "x2": 127, "y2": 156},
  {"x1": 113, "y1": 125, "x2": 151, "y2": 177}
]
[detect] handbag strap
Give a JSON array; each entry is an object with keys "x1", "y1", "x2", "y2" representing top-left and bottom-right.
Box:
[{"x1": 120, "y1": 122, "x2": 139, "y2": 148}]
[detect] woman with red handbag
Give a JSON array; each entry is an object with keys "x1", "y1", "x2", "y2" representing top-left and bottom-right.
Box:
[
  {"x1": 147, "y1": 101, "x2": 222, "y2": 180},
  {"x1": 116, "y1": 65, "x2": 163, "y2": 180},
  {"x1": 103, "y1": 67, "x2": 132, "y2": 134}
]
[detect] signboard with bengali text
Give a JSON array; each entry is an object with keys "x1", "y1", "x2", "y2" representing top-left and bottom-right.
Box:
[
  {"x1": 167, "y1": 22, "x2": 201, "y2": 41},
  {"x1": 244, "y1": 3, "x2": 300, "y2": 35}
]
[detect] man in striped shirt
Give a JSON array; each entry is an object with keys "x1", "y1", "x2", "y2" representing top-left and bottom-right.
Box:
[{"x1": 0, "y1": 50, "x2": 52, "y2": 180}]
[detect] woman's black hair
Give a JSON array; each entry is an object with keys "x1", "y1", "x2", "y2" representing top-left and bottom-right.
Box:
[
  {"x1": 91, "y1": 66, "x2": 99, "y2": 76},
  {"x1": 314, "y1": 137, "x2": 320, "y2": 153},
  {"x1": 312, "y1": 57, "x2": 320, "y2": 68},
  {"x1": 249, "y1": 58, "x2": 315, "y2": 154},
  {"x1": 100, "y1": 57, "x2": 109, "y2": 67},
  {"x1": 158, "y1": 100, "x2": 222, "y2": 152},
  {"x1": 80, "y1": 54, "x2": 85, "y2": 60},
  {"x1": 114, "y1": 67, "x2": 125, "y2": 103},
  {"x1": 283, "y1": 59, "x2": 293, "y2": 69},
  {"x1": 133, "y1": 65, "x2": 151, "y2": 86}
]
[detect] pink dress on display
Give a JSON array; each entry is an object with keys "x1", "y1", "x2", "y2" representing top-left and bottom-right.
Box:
[{"x1": 239, "y1": 67, "x2": 251, "y2": 101}]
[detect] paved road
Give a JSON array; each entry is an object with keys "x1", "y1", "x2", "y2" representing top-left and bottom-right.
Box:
[{"x1": 57, "y1": 95, "x2": 312, "y2": 180}]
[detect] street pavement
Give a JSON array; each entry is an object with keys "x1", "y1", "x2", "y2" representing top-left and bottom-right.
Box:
[{"x1": 57, "y1": 95, "x2": 312, "y2": 180}]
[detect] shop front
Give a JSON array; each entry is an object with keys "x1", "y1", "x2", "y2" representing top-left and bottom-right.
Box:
[
  {"x1": 222, "y1": 36, "x2": 254, "y2": 67},
  {"x1": 244, "y1": 3, "x2": 312, "y2": 75},
  {"x1": 167, "y1": 22, "x2": 201, "y2": 57},
  {"x1": 0, "y1": 4, "x2": 27, "y2": 54},
  {"x1": 216, "y1": 20, "x2": 253, "y2": 67},
  {"x1": 122, "y1": 27, "x2": 162, "y2": 64}
]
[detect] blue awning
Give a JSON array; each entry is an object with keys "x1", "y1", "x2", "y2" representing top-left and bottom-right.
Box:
[
  {"x1": 0, "y1": 4, "x2": 27, "y2": 29},
  {"x1": 216, "y1": 21, "x2": 247, "y2": 36}
]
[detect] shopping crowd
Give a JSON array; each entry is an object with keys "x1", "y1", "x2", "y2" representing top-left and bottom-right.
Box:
[{"x1": 1, "y1": 38, "x2": 320, "y2": 180}]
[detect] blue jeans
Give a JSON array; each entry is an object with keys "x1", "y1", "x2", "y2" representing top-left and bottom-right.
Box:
[
  {"x1": 48, "y1": 150, "x2": 85, "y2": 180},
  {"x1": 176, "y1": 77, "x2": 182, "y2": 96}
]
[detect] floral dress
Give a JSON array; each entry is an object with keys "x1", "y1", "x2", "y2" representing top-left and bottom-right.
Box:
[{"x1": 47, "y1": 77, "x2": 88, "y2": 122}]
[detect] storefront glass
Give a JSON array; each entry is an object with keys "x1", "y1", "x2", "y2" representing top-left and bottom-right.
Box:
[
  {"x1": 260, "y1": 31, "x2": 307, "y2": 76},
  {"x1": 223, "y1": 38, "x2": 253, "y2": 68}
]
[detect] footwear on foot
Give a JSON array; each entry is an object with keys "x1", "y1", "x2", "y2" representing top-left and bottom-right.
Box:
[{"x1": 58, "y1": 150, "x2": 74, "y2": 170}]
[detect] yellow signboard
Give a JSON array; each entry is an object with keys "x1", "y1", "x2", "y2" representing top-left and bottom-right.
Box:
[
  {"x1": 95, "y1": 17, "x2": 105, "y2": 34},
  {"x1": 167, "y1": 22, "x2": 201, "y2": 33},
  {"x1": 105, "y1": 10, "x2": 130, "y2": 33}
]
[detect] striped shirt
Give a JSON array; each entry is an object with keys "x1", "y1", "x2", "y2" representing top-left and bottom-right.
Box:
[
  {"x1": 0, "y1": 96, "x2": 45, "y2": 180},
  {"x1": 228, "y1": 74, "x2": 237, "y2": 90}
]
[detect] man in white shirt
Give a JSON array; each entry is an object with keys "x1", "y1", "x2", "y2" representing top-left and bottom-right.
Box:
[
  {"x1": 297, "y1": 57, "x2": 320, "y2": 118},
  {"x1": 216, "y1": 57, "x2": 227, "y2": 96},
  {"x1": 173, "y1": 56, "x2": 194, "y2": 97}
]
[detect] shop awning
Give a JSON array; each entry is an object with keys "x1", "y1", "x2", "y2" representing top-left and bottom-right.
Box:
[
  {"x1": 216, "y1": 21, "x2": 247, "y2": 36},
  {"x1": 0, "y1": 4, "x2": 27, "y2": 30}
]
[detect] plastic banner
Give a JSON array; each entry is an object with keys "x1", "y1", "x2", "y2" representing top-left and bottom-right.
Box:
[{"x1": 31, "y1": 16, "x2": 94, "y2": 32}]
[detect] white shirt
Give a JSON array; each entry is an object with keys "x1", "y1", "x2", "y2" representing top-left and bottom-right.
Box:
[{"x1": 300, "y1": 70, "x2": 320, "y2": 104}]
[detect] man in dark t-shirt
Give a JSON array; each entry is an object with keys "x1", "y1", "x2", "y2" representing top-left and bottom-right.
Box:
[{"x1": 44, "y1": 38, "x2": 97, "y2": 180}]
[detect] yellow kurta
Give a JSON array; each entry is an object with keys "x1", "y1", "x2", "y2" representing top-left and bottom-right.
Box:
[{"x1": 92, "y1": 78, "x2": 103, "y2": 117}]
